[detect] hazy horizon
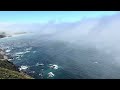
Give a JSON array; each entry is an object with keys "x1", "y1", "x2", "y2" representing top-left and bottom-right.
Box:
[{"x1": 0, "y1": 11, "x2": 119, "y2": 34}]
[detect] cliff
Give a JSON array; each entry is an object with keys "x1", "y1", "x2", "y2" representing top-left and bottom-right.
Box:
[{"x1": 0, "y1": 49, "x2": 33, "y2": 79}]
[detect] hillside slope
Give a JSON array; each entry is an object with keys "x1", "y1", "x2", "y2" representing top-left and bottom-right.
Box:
[
  {"x1": 0, "y1": 67, "x2": 33, "y2": 79},
  {"x1": 0, "y1": 59, "x2": 33, "y2": 79},
  {"x1": 0, "y1": 36, "x2": 34, "y2": 79},
  {"x1": 0, "y1": 60, "x2": 19, "y2": 71},
  {"x1": 0, "y1": 51, "x2": 34, "y2": 79}
]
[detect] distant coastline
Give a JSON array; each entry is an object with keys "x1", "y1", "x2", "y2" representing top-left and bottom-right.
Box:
[
  {"x1": 0, "y1": 31, "x2": 30, "y2": 39},
  {"x1": 0, "y1": 32, "x2": 6, "y2": 38}
]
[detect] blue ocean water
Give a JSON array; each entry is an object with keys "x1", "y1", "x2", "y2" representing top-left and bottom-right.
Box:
[{"x1": 0, "y1": 33, "x2": 120, "y2": 79}]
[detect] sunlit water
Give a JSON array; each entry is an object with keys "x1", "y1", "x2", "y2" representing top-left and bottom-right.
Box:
[{"x1": 0, "y1": 33, "x2": 120, "y2": 79}]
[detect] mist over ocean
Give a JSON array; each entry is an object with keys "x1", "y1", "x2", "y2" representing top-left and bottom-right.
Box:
[{"x1": 1, "y1": 12, "x2": 120, "y2": 79}]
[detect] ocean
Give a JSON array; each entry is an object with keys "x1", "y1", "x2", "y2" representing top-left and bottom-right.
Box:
[{"x1": 0, "y1": 33, "x2": 120, "y2": 79}]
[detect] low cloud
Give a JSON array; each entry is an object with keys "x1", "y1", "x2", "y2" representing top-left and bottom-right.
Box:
[{"x1": 1, "y1": 12, "x2": 120, "y2": 55}]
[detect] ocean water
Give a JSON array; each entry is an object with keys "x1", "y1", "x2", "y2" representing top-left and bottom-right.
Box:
[{"x1": 0, "y1": 33, "x2": 120, "y2": 79}]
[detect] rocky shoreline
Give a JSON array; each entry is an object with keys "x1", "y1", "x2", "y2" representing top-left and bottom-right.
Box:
[
  {"x1": 0, "y1": 49, "x2": 11, "y2": 60},
  {"x1": 0, "y1": 38, "x2": 33, "y2": 79}
]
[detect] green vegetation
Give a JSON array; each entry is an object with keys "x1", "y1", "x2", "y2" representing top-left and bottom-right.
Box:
[
  {"x1": 0, "y1": 60, "x2": 19, "y2": 71},
  {"x1": 0, "y1": 59, "x2": 33, "y2": 79},
  {"x1": 0, "y1": 58, "x2": 34, "y2": 79},
  {"x1": 0, "y1": 67, "x2": 33, "y2": 79}
]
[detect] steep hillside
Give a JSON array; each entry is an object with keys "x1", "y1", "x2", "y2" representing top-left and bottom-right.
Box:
[
  {"x1": 0, "y1": 49, "x2": 33, "y2": 79},
  {"x1": 0, "y1": 67, "x2": 33, "y2": 79},
  {"x1": 0, "y1": 60, "x2": 19, "y2": 71}
]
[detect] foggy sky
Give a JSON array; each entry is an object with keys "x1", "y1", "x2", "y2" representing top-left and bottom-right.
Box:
[{"x1": 0, "y1": 13, "x2": 120, "y2": 54}]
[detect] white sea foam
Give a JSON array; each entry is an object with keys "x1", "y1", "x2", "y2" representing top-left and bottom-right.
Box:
[
  {"x1": 29, "y1": 71, "x2": 35, "y2": 73},
  {"x1": 48, "y1": 72, "x2": 55, "y2": 78},
  {"x1": 19, "y1": 65, "x2": 29, "y2": 71},
  {"x1": 39, "y1": 73, "x2": 43, "y2": 76},
  {"x1": 36, "y1": 63, "x2": 44, "y2": 66},
  {"x1": 49, "y1": 64, "x2": 59, "y2": 70},
  {"x1": 25, "y1": 51, "x2": 30, "y2": 53},
  {"x1": 8, "y1": 59, "x2": 13, "y2": 61},
  {"x1": 33, "y1": 51, "x2": 36, "y2": 53},
  {"x1": 32, "y1": 71, "x2": 35, "y2": 73},
  {"x1": 16, "y1": 57, "x2": 20, "y2": 59},
  {"x1": 17, "y1": 58, "x2": 21, "y2": 60},
  {"x1": 26, "y1": 47, "x2": 32, "y2": 51},
  {"x1": 94, "y1": 62, "x2": 98, "y2": 64},
  {"x1": 15, "y1": 52, "x2": 25, "y2": 55},
  {"x1": 5, "y1": 49, "x2": 11, "y2": 53},
  {"x1": 49, "y1": 64, "x2": 53, "y2": 65},
  {"x1": 15, "y1": 54, "x2": 23, "y2": 60},
  {"x1": 15, "y1": 50, "x2": 30, "y2": 58}
]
